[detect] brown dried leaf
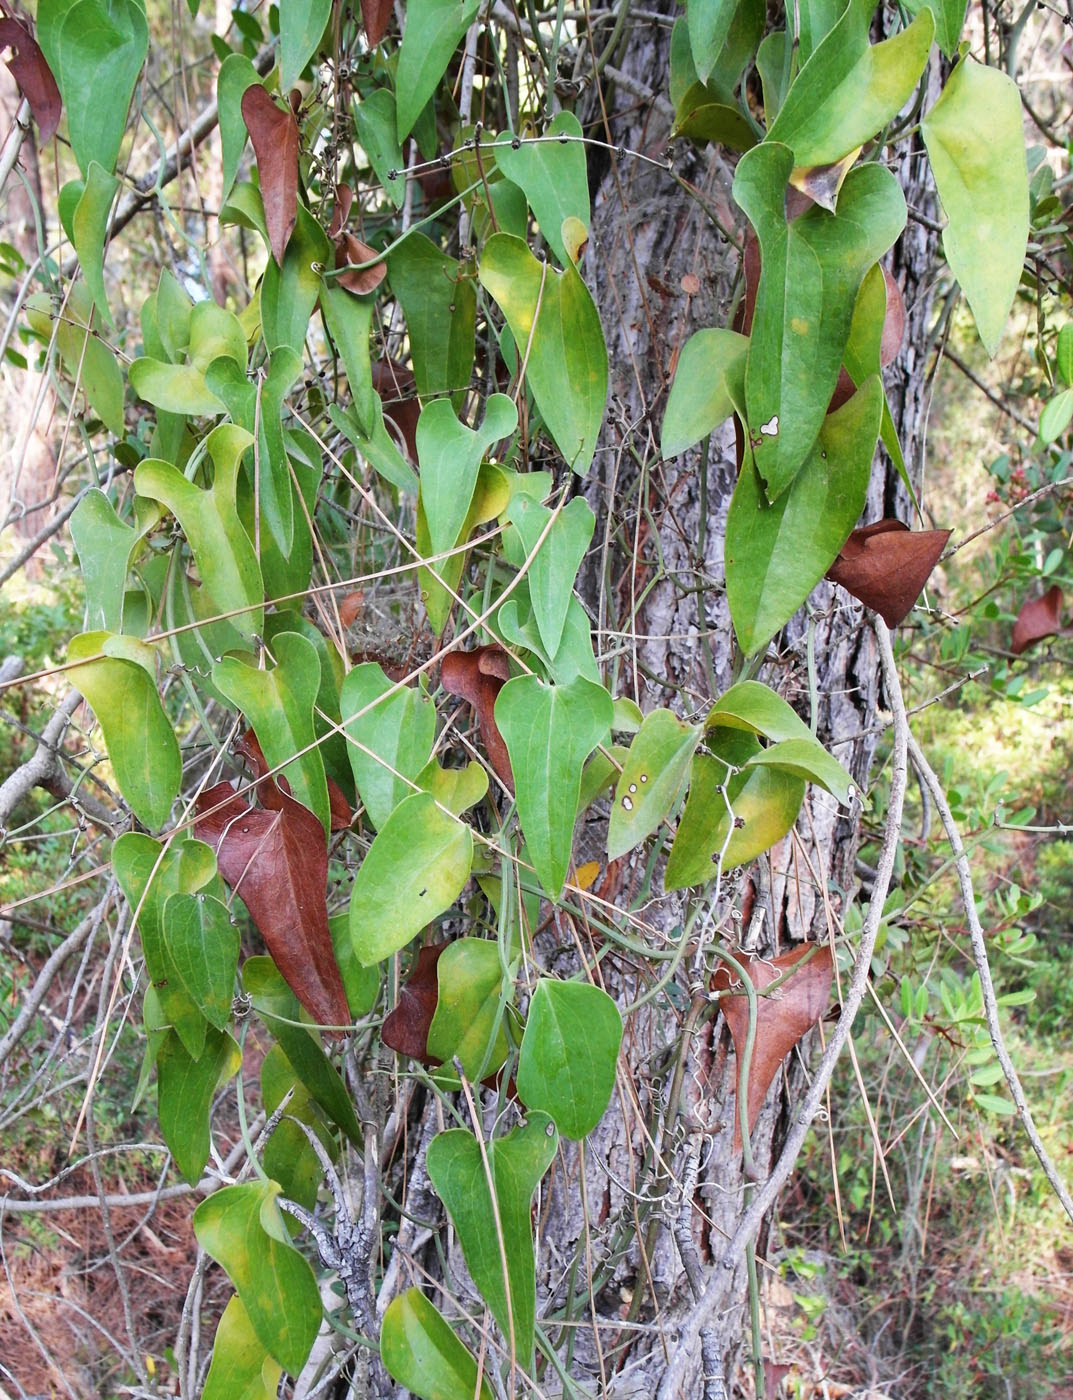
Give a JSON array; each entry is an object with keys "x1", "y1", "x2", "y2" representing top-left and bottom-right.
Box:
[
  {"x1": 360, "y1": 0, "x2": 393, "y2": 46},
  {"x1": 338, "y1": 590, "x2": 363, "y2": 630},
  {"x1": 335, "y1": 231, "x2": 386, "y2": 294},
  {"x1": 1012, "y1": 583, "x2": 1064, "y2": 655},
  {"x1": 441, "y1": 644, "x2": 514, "y2": 792},
  {"x1": 240, "y1": 85, "x2": 298, "y2": 265},
  {"x1": 0, "y1": 19, "x2": 61, "y2": 145},
  {"x1": 371, "y1": 357, "x2": 419, "y2": 462},
  {"x1": 880, "y1": 264, "x2": 906, "y2": 368},
  {"x1": 713, "y1": 944, "x2": 833, "y2": 1152},
  {"x1": 788, "y1": 149, "x2": 860, "y2": 213},
  {"x1": 194, "y1": 780, "x2": 350, "y2": 1029},
  {"x1": 826, "y1": 519, "x2": 951, "y2": 628},
  {"x1": 382, "y1": 942, "x2": 447, "y2": 1061},
  {"x1": 237, "y1": 730, "x2": 352, "y2": 831}
]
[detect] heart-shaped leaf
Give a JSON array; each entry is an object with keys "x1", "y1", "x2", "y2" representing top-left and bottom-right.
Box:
[
  {"x1": 495, "y1": 675, "x2": 614, "y2": 897},
  {"x1": 517, "y1": 979, "x2": 622, "y2": 1139},
  {"x1": 418, "y1": 394, "x2": 518, "y2": 557},
  {"x1": 607, "y1": 708, "x2": 700, "y2": 860},
  {"x1": 52, "y1": 0, "x2": 147, "y2": 177},
  {"x1": 193, "y1": 1180, "x2": 322, "y2": 1376},
  {"x1": 426, "y1": 1114, "x2": 558, "y2": 1365},
  {"x1": 661, "y1": 328, "x2": 748, "y2": 458},
  {"x1": 162, "y1": 892, "x2": 239, "y2": 1032},
  {"x1": 427, "y1": 938, "x2": 511, "y2": 1082},
  {"x1": 202, "y1": 1293, "x2": 282, "y2": 1400},
  {"x1": 349, "y1": 792, "x2": 473, "y2": 965}
]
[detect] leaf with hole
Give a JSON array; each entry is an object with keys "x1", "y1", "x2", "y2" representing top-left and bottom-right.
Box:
[
  {"x1": 922, "y1": 57, "x2": 1028, "y2": 356},
  {"x1": 193, "y1": 1180, "x2": 322, "y2": 1376},
  {"x1": 479, "y1": 233, "x2": 608, "y2": 474},
  {"x1": 426, "y1": 1113, "x2": 558, "y2": 1365},
  {"x1": 725, "y1": 376, "x2": 881, "y2": 655},
  {"x1": 381, "y1": 1290, "x2": 493, "y2": 1400},
  {"x1": 495, "y1": 675, "x2": 614, "y2": 897},
  {"x1": 349, "y1": 792, "x2": 473, "y2": 965},
  {"x1": 607, "y1": 709, "x2": 700, "y2": 860},
  {"x1": 517, "y1": 979, "x2": 622, "y2": 1139}
]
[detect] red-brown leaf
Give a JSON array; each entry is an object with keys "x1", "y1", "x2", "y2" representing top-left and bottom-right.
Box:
[
  {"x1": 236, "y1": 729, "x2": 352, "y2": 831},
  {"x1": 713, "y1": 944, "x2": 833, "y2": 1153},
  {"x1": 194, "y1": 780, "x2": 350, "y2": 1030},
  {"x1": 360, "y1": 0, "x2": 393, "y2": 46},
  {"x1": 371, "y1": 358, "x2": 419, "y2": 462},
  {"x1": 441, "y1": 644, "x2": 514, "y2": 792},
  {"x1": 240, "y1": 85, "x2": 298, "y2": 266},
  {"x1": 826, "y1": 520, "x2": 951, "y2": 628},
  {"x1": 1011, "y1": 583, "x2": 1064, "y2": 655},
  {"x1": 382, "y1": 942, "x2": 447, "y2": 1061},
  {"x1": 0, "y1": 19, "x2": 61, "y2": 145},
  {"x1": 335, "y1": 231, "x2": 386, "y2": 294},
  {"x1": 880, "y1": 264, "x2": 906, "y2": 368}
]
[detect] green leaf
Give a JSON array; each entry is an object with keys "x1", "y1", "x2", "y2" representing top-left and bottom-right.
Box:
[
  {"x1": 744, "y1": 736, "x2": 855, "y2": 806},
  {"x1": 922, "y1": 57, "x2": 1029, "y2": 356},
  {"x1": 339, "y1": 663, "x2": 437, "y2": 830},
  {"x1": 418, "y1": 394, "x2": 518, "y2": 557},
  {"x1": 661, "y1": 328, "x2": 748, "y2": 458},
  {"x1": 673, "y1": 89, "x2": 758, "y2": 152},
  {"x1": 129, "y1": 357, "x2": 223, "y2": 416},
  {"x1": 416, "y1": 758, "x2": 489, "y2": 815},
  {"x1": 70, "y1": 162, "x2": 120, "y2": 326},
  {"x1": 321, "y1": 284, "x2": 377, "y2": 435},
  {"x1": 386, "y1": 232, "x2": 477, "y2": 398},
  {"x1": 1055, "y1": 324, "x2": 1073, "y2": 389},
  {"x1": 725, "y1": 376, "x2": 882, "y2": 654},
  {"x1": 505, "y1": 495, "x2": 595, "y2": 658},
  {"x1": 349, "y1": 792, "x2": 473, "y2": 965},
  {"x1": 243, "y1": 956, "x2": 363, "y2": 1145},
  {"x1": 213, "y1": 632, "x2": 330, "y2": 836},
  {"x1": 687, "y1": 0, "x2": 739, "y2": 84},
  {"x1": 418, "y1": 462, "x2": 511, "y2": 633},
  {"x1": 157, "y1": 1026, "x2": 241, "y2": 1183},
  {"x1": 395, "y1": 0, "x2": 480, "y2": 140},
  {"x1": 381, "y1": 1289, "x2": 493, "y2": 1400},
  {"x1": 135, "y1": 423, "x2": 263, "y2": 640},
  {"x1": 904, "y1": 0, "x2": 968, "y2": 58},
  {"x1": 733, "y1": 144, "x2": 905, "y2": 498},
  {"x1": 280, "y1": 0, "x2": 330, "y2": 89},
  {"x1": 494, "y1": 675, "x2": 613, "y2": 897},
  {"x1": 517, "y1": 980, "x2": 622, "y2": 1139},
  {"x1": 425, "y1": 1113, "x2": 558, "y2": 1363},
  {"x1": 188, "y1": 299, "x2": 248, "y2": 372},
  {"x1": 353, "y1": 88, "x2": 405, "y2": 208},
  {"x1": 606, "y1": 709, "x2": 700, "y2": 860},
  {"x1": 329, "y1": 912, "x2": 380, "y2": 1018},
  {"x1": 70, "y1": 489, "x2": 136, "y2": 633},
  {"x1": 766, "y1": 0, "x2": 934, "y2": 168},
  {"x1": 427, "y1": 938, "x2": 511, "y2": 1081},
  {"x1": 798, "y1": 0, "x2": 850, "y2": 61},
  {"x1": 113, "y1": 833, "x2": 220, "y2": 1059},
  {"x1": 479, "y1": 233, "x2": 608, "y2": 474},
  {"x1": 664, "y1": 738, "x2": 806, "y2": 887},
  {"x1": 1039, "y1": 388, "x2": 1073, "y2": 444},
  {"x1": 706, "y1": 678, "x2": 816, "y2": 743},
  {"x1": 217, "y1": 54, "x2": 260, "y2": 204},
  {"x1": 203, "y1": 1295, "x2": 282, "y2": 1400},
  {"x1": 193, "y1": 1180, "x2": 322, "y2": 1376},
  {"x1": 162, "y1": 892, "x2": 239, "y2": 1031},
  {"x1": 67, "y1": 632, "x2": 181, "y2": 829},
  {"x1": 329, "y1": 398, "x2": 418, "y2": 494},
  {"x1": 260, "y1": 203, "x2": 329, "y2": 354},
  {"x1": 54, "y1": 0, "x2": 148, "y2": 176},
  {"x1": 25, "y1": 287, "x2": 125, "y2": 435},
  {"x1": 494, "y1": 113, "x2": 590, "y2": 267}
]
